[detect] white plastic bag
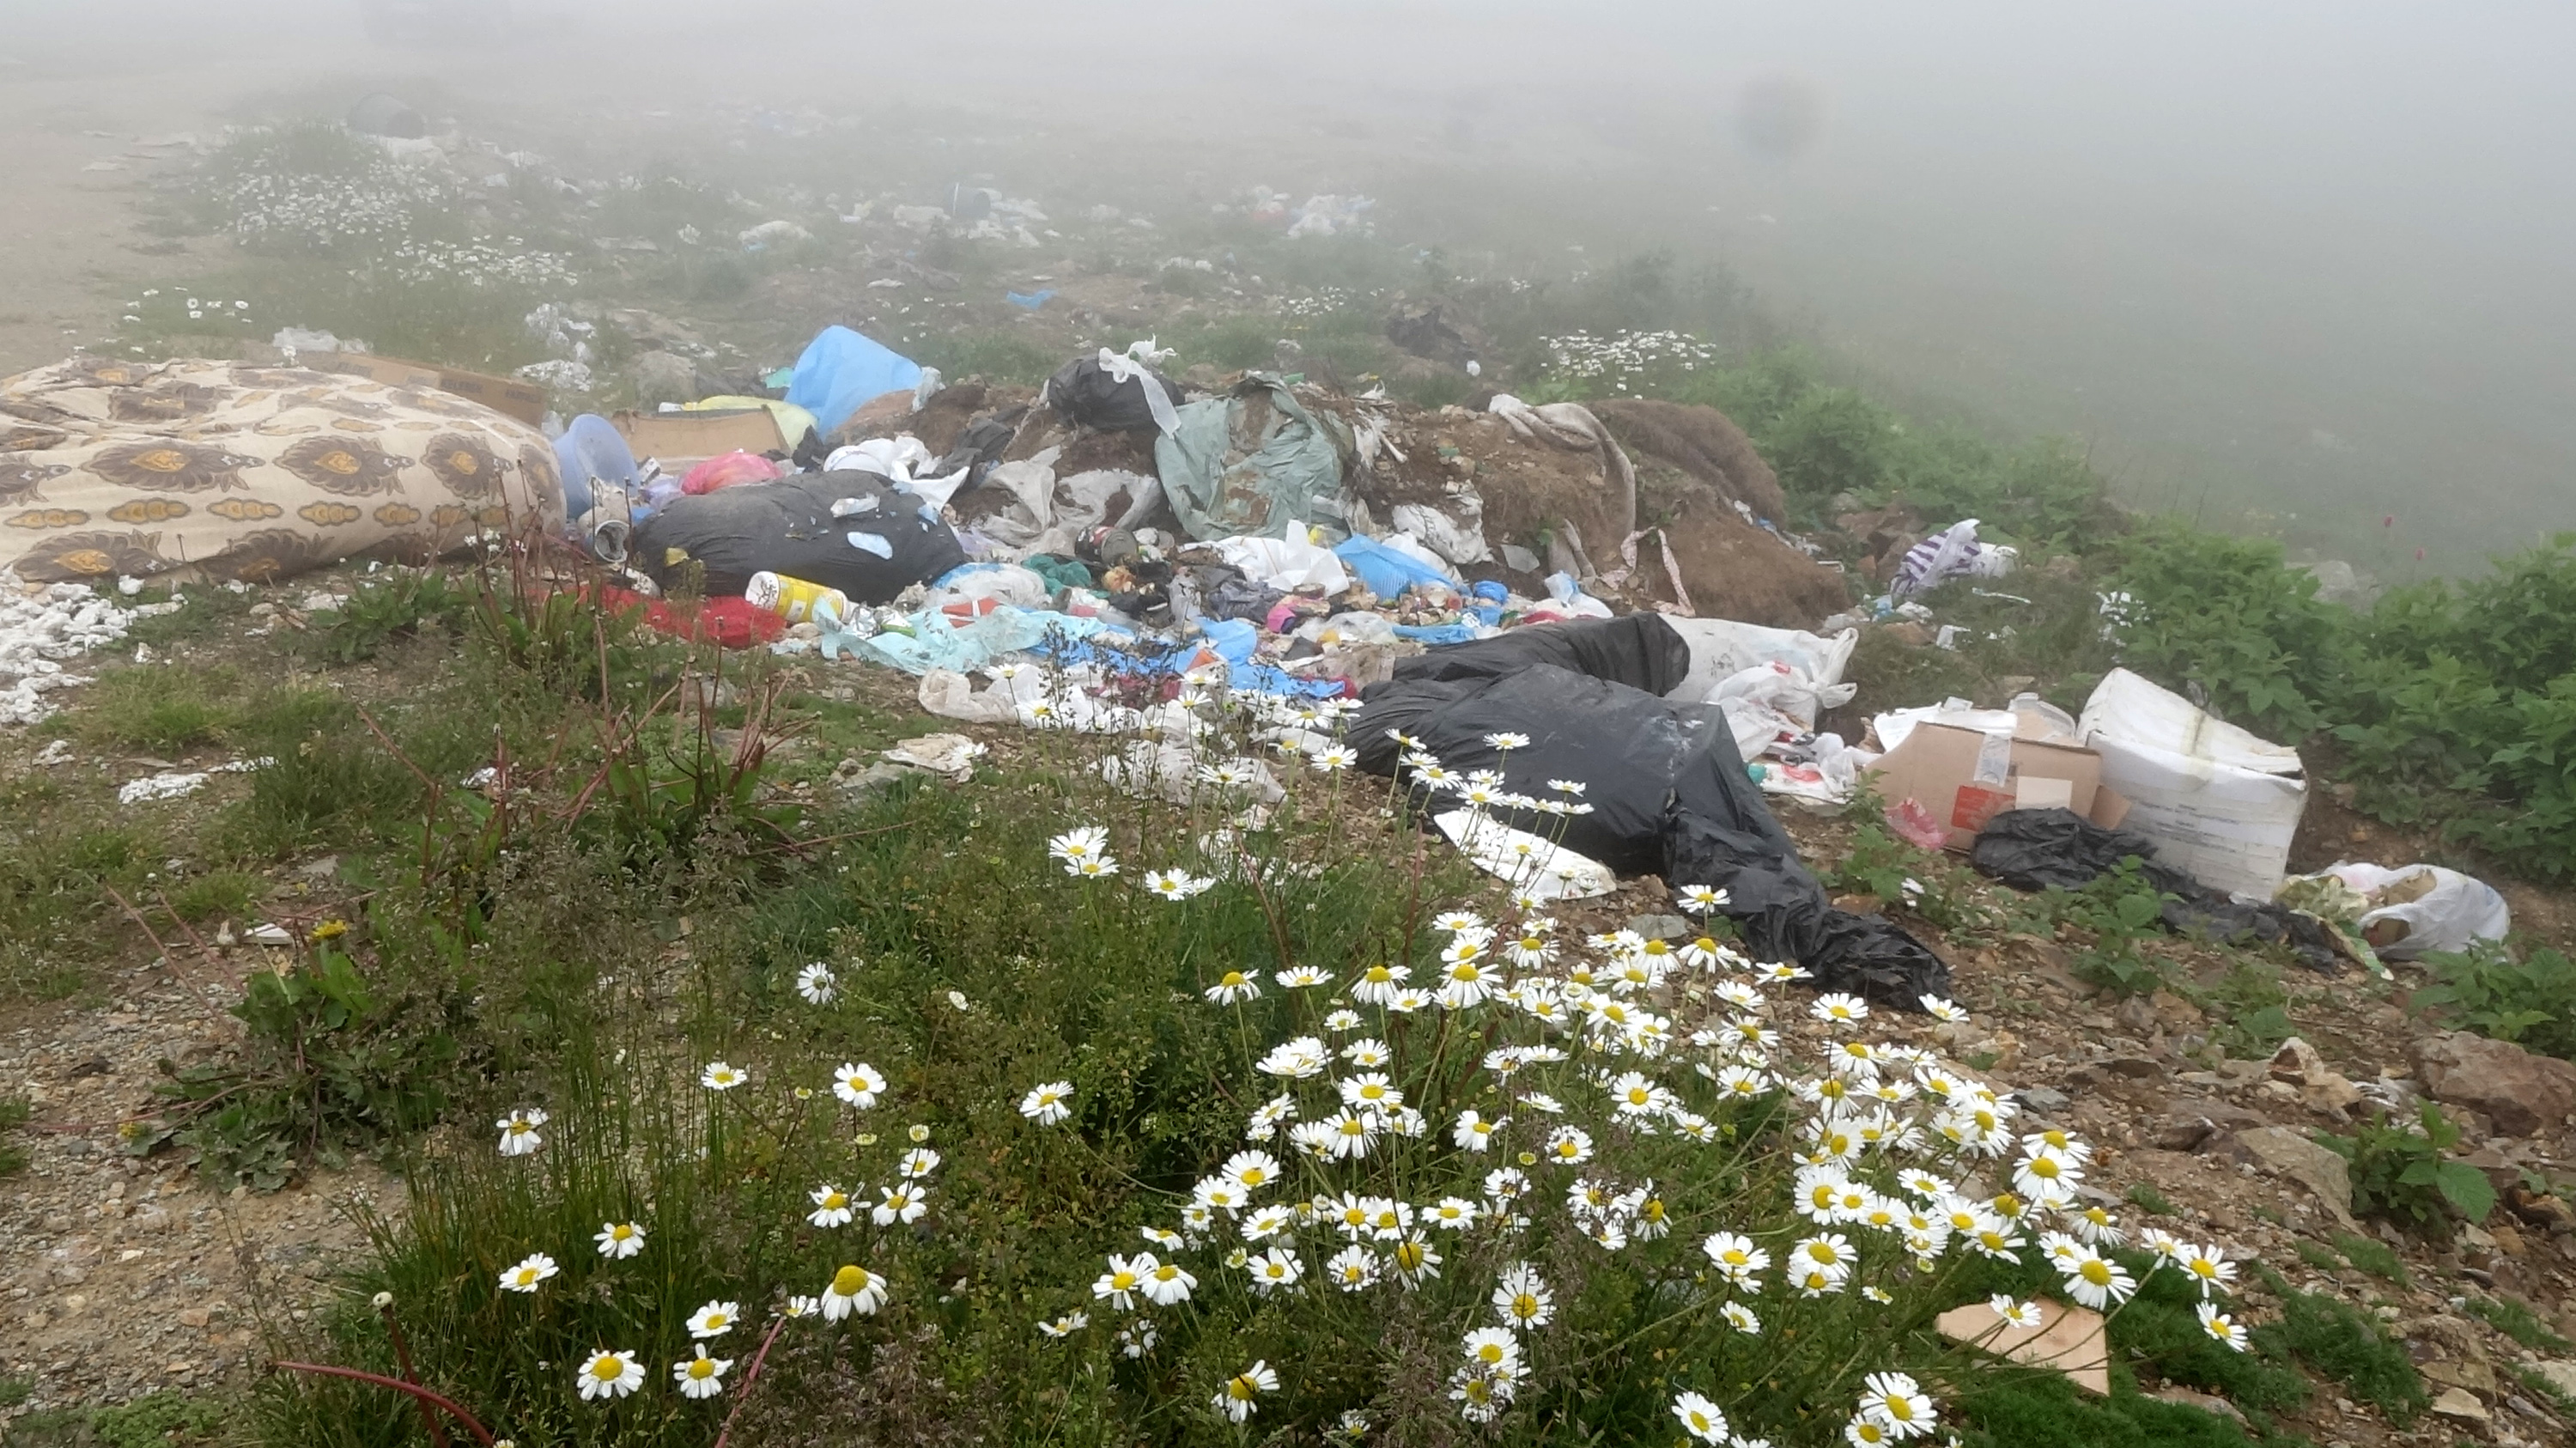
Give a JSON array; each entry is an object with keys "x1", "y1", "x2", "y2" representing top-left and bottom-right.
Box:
[
  {"x1": 2323, "y1": 861, "x2": 2512, "y2": 959},
  {"x1": 1214, "y1": 535, "x2": 1352, "y2": 593},
  {"x1": 1661, "y1": 618, "x2": 1859, "y2": 703}
]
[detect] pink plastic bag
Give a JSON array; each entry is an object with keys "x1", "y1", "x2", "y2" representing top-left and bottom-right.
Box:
[
  {"x1": 681, "y1": 450, "x2": 782, "y2": 495},
  {"x1": 1885, "y1": 798, "x2": 1947, "y2": 851}
]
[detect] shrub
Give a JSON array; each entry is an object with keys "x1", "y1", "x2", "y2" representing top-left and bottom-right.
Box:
[
  {"x1": 2316, "y1": 1104, "x2": 2495, "y2": 1240},
  {"x1": 2413, "y1": 943, "x2": 2576, "y2": 1060}
]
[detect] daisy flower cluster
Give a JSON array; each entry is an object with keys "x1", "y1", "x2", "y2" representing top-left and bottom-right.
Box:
[
  {"x1": 207, "y1": 128, "x2": 448, "y2": 252},
  {"x1": 1020, "y1": 843, "x2": 2260, "y2": 1438},
  {"x1": 486, "y1": 1040, "x2": 929, "y2": 1410},
  {"x1": 1541, "y1": 328, "x2": 1724, "y2": 393},
  {"x1": 380, "y1": 238, "x2": 580, "y2": 291}
]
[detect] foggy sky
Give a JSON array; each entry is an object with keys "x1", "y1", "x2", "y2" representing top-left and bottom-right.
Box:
[{"x1": 3, "y1": 0, "x2": 2570, "y2": 569}]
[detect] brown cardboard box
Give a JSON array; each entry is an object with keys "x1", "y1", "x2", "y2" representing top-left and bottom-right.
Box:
[
  {"x1": 610, "y1": 408, "x2": 787, "y2": 464},
  {"x1": 304, "y1": 352, "x2": 550, "y2": 428},
  {"x1": 1866, "y1": 721, "x2": 2130, "y2": 852}
]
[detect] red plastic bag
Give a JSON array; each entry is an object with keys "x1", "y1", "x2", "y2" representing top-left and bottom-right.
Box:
[
  {"x1": 680, "y1": 450, "x2": 781, "y2": 496},
  {"x1": 1886, "y1": 798, "x2": 1947, "y2": 851}
]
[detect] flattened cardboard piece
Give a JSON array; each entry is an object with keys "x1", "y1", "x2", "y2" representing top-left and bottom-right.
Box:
[
  {"x1": 1935, "y1": 1298, "x2": 2111, "y2": 1396},
  {"x1": 307, "y1": 351, "x2": 550, "y2": 427},
  {"x1": 611, "y1": 408, "x2": 787, "y2": 465}
]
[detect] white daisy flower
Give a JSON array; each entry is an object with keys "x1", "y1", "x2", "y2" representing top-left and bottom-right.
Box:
[
  {"x1": 593, "y1": 1221, "x2": 645, "y2": 1259},
  {"x1": 495, "y1": 1107, "x2": 547, "y2": 1157},
  {"x1": 1275, "y1": 964, "x2": 1331, "y2": 988},
  {"x1": 1204, "y1": 969, "x2": 1262, "y2": 1006},
  {"x1": 794, "y1": 963, "x2": 836, "y2": 1005},
  {"x1": 821, "y1": 1263, "x2": 888, "y2": 1320},
  {"x1": 2196, "y1": 1299, "x2": 2251, "y2": 1352},
  {"x1": 898, "y1": 1147, "x2": 940, "y2": 1179},
  {"x1": 807, "y1": 1183, "x2": 856, "y2": 1227},
  {"x1": 700, "y1": 1061, "x2": 746, "y2": 1091},
  {"x1": 1139, "y1": 1256, "x2": 1196, "y2": 1306},
  {"x1": 1324, "y1": 1244, "x2": 1380, "y2": 1292},
  {"x1": 673, "y1": 1350, "x2": 732, "y2": 1399},
  {"x1": 574, "y1": 1348, "x2": 642, "y2": 1401},
  {"x1": 1672, "y1": 1390, "x2": 1729, "y2": 1444},
  {"x1": 1492, "y1": 1262, "x2": 1553, "y2": 1327},
  {"x1": 685, "y1": 1299, "x2": 739, "y2": 1339},
  {"x1": 1020, "y1": 1080, "x2": 1074, "y2": 1125},
  {"x1": 1212, "y1": 1360, "x2": 1278, "y2": 1423},
  {"x1": 873, "y1": 1184, "x2": 928, "y2": 1226},
  {"x1": 833, "y1": 1062, "x2": 887, "y2": 1109},
  {"x1": 1037, "y1": 1311, "x2": 1089, "y2": 1338},
  {"x1": 497, "y1": 1253, "x2": 557, "y2": 1293},
  {"x1": 1722, "y1": 1300, "x2": 1761, "y2": 1334},
  {"x1": 1858, "y1": 1371, "x2": 1938, "y2": 1439}
]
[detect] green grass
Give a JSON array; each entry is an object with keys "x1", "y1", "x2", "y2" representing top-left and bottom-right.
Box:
[
  {"x1": 2330, "y1": 1233, "x2": 2409, "y2": 1285},
  {"x1": 2, "y1": 1390, "x2": 235, "y2": 1447},
  {"x1": 2125, "y1": 1183, "x2": 2178, "y2": 1217},
  {"x1": 0, "y1": 1093, "x2": 28, "y2": 1178},
  {"x1": 2464, "y1": 1293, "x2": 2571, "y2": 1352},
  {"x1": 68, "y1": 664, "x2": 247, "y2": 754},
  {"x1": 2254, "y1": 1273, "x2": 2426, "y2": 1420}
]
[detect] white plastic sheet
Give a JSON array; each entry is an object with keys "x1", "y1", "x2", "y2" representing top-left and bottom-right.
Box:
[{"x1": 1432, "y1": 809, "x2": 1616, "y2": 900}]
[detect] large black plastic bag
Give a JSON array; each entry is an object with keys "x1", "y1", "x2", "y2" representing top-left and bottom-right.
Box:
[
  {"x1": 1388, "y1": 614, "x2": 1694, "y2": 695},
  {"x1": 1044, "y1": 355, "x2": 1182, "y2": 432},
  {"x1": 1971, "y1": 808, "x2": 2344, "y2": 972},
  {"x1": 632, "y1": 470, "x2": 965, "y2": 603},
  {"x1": 1353, "y1": 660, "x2": 1953, "y2": 1007}
]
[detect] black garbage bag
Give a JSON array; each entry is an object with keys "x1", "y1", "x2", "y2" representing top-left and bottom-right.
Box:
[
  {"x1": 1968, "y1": 808, "x2": 2197, "y2": 896},
  {"x1": 1388, "y1": 613, "x2": 1693, "y2": 695},
  {"x1": 631, "y1": 469, "x2": 965, "y2": 604},
  {"x1": 1971, "y1": 809, "x2": 2344, "y2": 972},
  {"x1": 936, "y1": 410, "x2": 1024, "y2": 487},
  {"x1": 1044, "y1": 355, "x2": 1182, "y2": 432},
  {"x1": 1353, "y1": 660, "x2": 1952, "y2": 1007}
]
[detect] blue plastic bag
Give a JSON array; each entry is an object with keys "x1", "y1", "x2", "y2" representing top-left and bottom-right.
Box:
[
  {"x1": 786, "y1": 325, "x2": 923, "y2": 437},
  {"x1": 1334, "y1": 535, "x2": 1457, "y2": 599},
  {"x1": 552, "y1": 413, "x2": 638, "y2": 520}
]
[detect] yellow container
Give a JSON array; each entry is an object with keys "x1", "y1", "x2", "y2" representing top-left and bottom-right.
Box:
[{"x1": 744, "y1": 570, "x2": 849, "y2": 625}]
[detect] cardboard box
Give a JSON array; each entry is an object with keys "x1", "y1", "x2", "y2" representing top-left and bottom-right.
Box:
[
  {"x1": 305, "y1": 352, "x2": 550, "y2": 428},
  {"x1": 610, "y1": 408, "x2": 787, "y2": 464},
  {"x1": 1865, "y1": 721, "x2": 2130, "y2": 853}
]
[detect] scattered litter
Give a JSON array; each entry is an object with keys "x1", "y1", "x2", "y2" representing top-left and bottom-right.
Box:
[
  {"x1": 881, "y1": 733, "x2": 987, "y2": 782},
  {"x1": 0, "y1": 583, "x2": 154, "y2": 726},
  {"x1": 116, "y1": 757, "x2": 266, "y2": 806},
  {"x1": 33, "y1": 739, "x2": 74, "y2": 766},
  {"x1": 244, "y1": 923, "x2": 295, "y2": 946},
  {"x1": 1935, "y1": 1297, "x2": 2108, "y2": 1396},
  {"x1": 1891, "y1": 519, "x2": 2016, "y2": 598},
  {"x1": 2299, "y1": 861, "x2": 2510, "y2": 960},
  {"x1": 1434, "y1": 809, "x2": 1616, "y2": 900}
]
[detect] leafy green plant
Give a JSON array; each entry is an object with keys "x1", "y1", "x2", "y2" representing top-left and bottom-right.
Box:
[
  {"x1": 2059, "y1": 860, "x2": 2176, "y2": 999},
  {"x1": 2197, "y1": 961, "x2": 2295, "y2": 1061},
  {"x1": 2414, "y1": 944, "x2": 2576, "y2": 1061},
  {"x1": 298, "y1": 570, "x2": 474, "y2": 664},
  {"x1": 138, "y1": 941, "x2": 465, "y2": 1190},
  {"x1": 1820, "y1": 812, "x2": 1996, "y2": 934},
  {"x1": 0, "y1": 1092, "x2": 29, "y2": 1177},
  {"x1": 2316, "y1": 1103, "x2": 2496, "y2": 1239}
]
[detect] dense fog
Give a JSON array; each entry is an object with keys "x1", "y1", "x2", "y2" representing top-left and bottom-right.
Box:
[{"x1": 4, "y1": 0, "x2": 2570, "y2": 569}]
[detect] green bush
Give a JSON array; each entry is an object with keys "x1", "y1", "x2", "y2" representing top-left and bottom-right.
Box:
[
  {"x1": 2316, "y1": 1104, "x2": 2495, "y2": 1240},
  {"x1": 2414, "y1": 944, "x2": 2576, "y2": 1060}
]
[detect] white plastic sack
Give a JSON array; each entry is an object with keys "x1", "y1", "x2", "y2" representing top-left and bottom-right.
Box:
[
  {"x1": 2079, "y1": 668, "x2": 2307, "y2": 899},
  {"x1": 1390, "y1": 496, "x2": 1494, "y2": 567},
  {"x1": 933, "y1": 564, "x2": 1052, "y2": 611},
  {"x1": 1214, "y1": 535, "x2": 1352, "y2": 594},
  {"x1": 2322, "y1": 861, "x2": 2512, "y2": 959},
  {"x1": 1711, "y1": 660, "x2": 1857, "y2": 734},
  {"x1": 975, "y1": 448, "x2": 1061, "y2": 548},
  {"x1": 1661, "y1": 618, "x2": 1860, "y2": 704}
]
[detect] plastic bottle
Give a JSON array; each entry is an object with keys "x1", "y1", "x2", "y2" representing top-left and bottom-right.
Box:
[{"x1": 744, "y1": 571, "x2": 849, "y2": 625}]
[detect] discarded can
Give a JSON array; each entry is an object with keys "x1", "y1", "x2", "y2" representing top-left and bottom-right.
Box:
[
  {"x1": 744, "y1": 570, "x2": 849, "y2": 625},
  {"x1": 1076, "y1": 526, "x2": 1139, "y2": 571}
]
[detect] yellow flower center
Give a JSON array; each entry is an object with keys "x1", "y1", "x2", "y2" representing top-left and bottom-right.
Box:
[
  {"x1": 2031, "y1": 1157, "x2": 2061, "y2": 1178},
  {"x1": 1886, "y1": 1397, "x2": 1914, "y2": 1421},
  {"x1": 1395, "y1": 1244, "x2": 1424, "y2": 1269},
  {"x1": 824, "y1": 1192, "x2": 846, "y2": 1209},
  {"x1": 1228, "y1": 1378, "x2": 1255, "y2": 1401},
  {"x1": 832, "y1": 1266, "x2": 866, "y2": 1295},
  {"x1": 1220, "y1": 971, "x2": 1248, "y2": 988},
  {"x1": 1475, "y1": 1342, "x2": 1504, "y2": 1364},
  {"x1": 590, "y1": 1357, "x2": 622, "y2": 1381},
  {"x1": 1365, "y1": 966, "x2": 1392, "y2": 983},
  {"x1": 612, "y1": 1226, "x2": 632, "y2": 1239},
  {"x1": 1511, "y1": 1293, "x2": 1539, "y2": 1319},
  {"x1": 1807, "y1": 1244, "x2": 1838, "y2": 1265},
  {"x1": 1110, "y1": 1271, "x2": 1137, "y2": 1290},
  {"x1": 1686, "y1": 1410, "x2": 1711, "y2": 1432},
  {"x1": 1239, "y1": 1167, "x2": 1267, "y2": 1186},
  {"x1": 2081, "y1": 1261, "x2": 2113, "y2": 1287},
  {"x1": 1151, "y1": 1265, "x2": 1178, "y2": 1282},
  {"x1": 687, "y1": 1358, "x2": 715, "y2": 1380}
]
